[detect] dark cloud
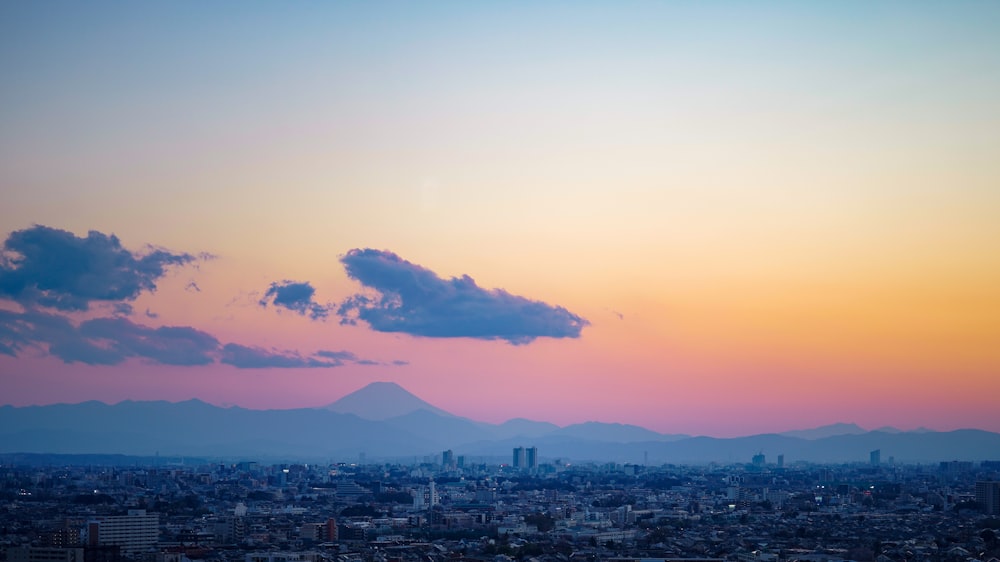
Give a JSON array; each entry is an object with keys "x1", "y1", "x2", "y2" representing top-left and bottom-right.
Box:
[
  {"x1": 315, "y1": 349, "x2": 357, "y2": 361},
  {"x1": 0, "y1": 309, "x2": 365, "y2": 369},
  {"x1": 392, "y1": 359, "x2": 409, "y2": 366},
  {"x1": 337, "y1": 249, "x2": 589, "y2": 344},
  {"x1": 0, "y1": 225, "x2": 196, "y2": 311},
  {"x1": 259, "y1": 280, "x2": 331, "y2": 320},
  {"x1": 0, "y1": 309, "x2": 34, "y2": 357},
  {"x1": 219, "y1": 343, "x2": 343, "y2": 369},
  {"x1": 0, "y1": 309, "x2": 126, "y2": 365},
  {"x1": 79, "y1": 317, "x2": 219, "y2": 366}
]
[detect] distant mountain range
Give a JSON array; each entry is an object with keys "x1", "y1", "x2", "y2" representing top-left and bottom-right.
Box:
[{"x1": 2, "y1": 382, "x2": 998, "y2": 464}]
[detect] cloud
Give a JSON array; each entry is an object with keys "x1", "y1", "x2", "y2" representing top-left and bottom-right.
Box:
[
  {"x1": 259, "y1": 280, "x2": 331, "y2": 320},
  {"x1": 79, "y1": 317, "x2": 219, "y2": 366},
  {"x1": 219, "y1": 343, "x2": 344, "y2": 369},
  {"x1": 315, "y1": 349, "x2": 357, "y2": 361},
  {"x1": 0, "y1": 225, "x2": 196, "y2": 311},
  {"x1": 0, "y1": 309, "x2": 126, "y2": 365},
  {"x1": 0, "y1": 310, "x2": 369, "y2": 369},
  {"x1": 337, "y1": 249, "x2": 589, "y2": 344}
]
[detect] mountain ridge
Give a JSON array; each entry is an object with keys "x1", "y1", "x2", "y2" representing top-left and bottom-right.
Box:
[{"x1": 3, "y1": 382, "x2": 997, "y2": 464}]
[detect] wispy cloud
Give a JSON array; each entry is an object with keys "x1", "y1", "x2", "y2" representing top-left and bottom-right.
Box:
[
  {"x1": 337, "y1": 248, "x2": 588, "y2": 344},
  {"x1": 219, "y1": 343, "x2": 344, "y2": 369}
]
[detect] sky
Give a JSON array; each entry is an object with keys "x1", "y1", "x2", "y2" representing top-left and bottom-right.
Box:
[{"x1": 1, "y1": 1, "x2": 999, "y2": 438}]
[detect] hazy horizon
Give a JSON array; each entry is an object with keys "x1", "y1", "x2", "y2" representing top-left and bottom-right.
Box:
[{"x1": 2, "y1": 2, "x2": 999, "y2": 439}]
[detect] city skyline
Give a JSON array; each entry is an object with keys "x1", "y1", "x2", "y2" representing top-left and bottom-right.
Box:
[{"x1": 2, "y1": 2, "x2": 999, "y2": 438}]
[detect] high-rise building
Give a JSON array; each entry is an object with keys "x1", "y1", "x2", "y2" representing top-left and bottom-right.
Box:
[
  {"x1": 513, "y1": 447, "x2": 525, "y2": 469},
  {"x1": 870, "y1": 449, "x2": 881, "y2": 466},
  {"x1": 977, "y1": 481, "x2": 1000, "y2": 515},
  {"x1": 777, "y1": 454, "x2": 785, "y2": 469},
  {"x1": 526, "y1": 447, "x2": 538, "y2": 470},
  {"x1": 442, "y1": 449, "x2": 454, "y2": 468},
  {"x1": 752, "y1": 453, "x2": 765, "y2": 468},
  {"x1": 87, "y1": 510, "x2": 158, "y2": 556}
]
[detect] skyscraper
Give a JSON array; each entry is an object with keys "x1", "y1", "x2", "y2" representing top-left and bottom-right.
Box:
[
  {"x1": 526, "y1": 447, "x2": 537, "y2": 470},
  {"x1": 513, "y1": 447, "x2": 525, "y2": 469},
  {"x1": 870, "y1": 449, "x2": 881, "y2": 467}
]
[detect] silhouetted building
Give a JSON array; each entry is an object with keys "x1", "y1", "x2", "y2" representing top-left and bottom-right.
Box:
[
  {"x1": 513, "y1": 447, "x2": 525, "y2": 469},
  {"x1": 870, "y1": 449, "x2": 881, "y2": 466},
  {"x1": 940, "y1": 460, "x2": 973, "y2": 473},
  {"x1": 976, "y1": 481, "x2": 1000, "y2": 515},
  {"x1": 526, "y1": 446, "x2": 538, "y2": 469}
]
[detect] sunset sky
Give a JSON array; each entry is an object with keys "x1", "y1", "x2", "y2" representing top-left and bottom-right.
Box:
[{"x1": 2, "y1": 1, "x2": 999, "y2": 437}]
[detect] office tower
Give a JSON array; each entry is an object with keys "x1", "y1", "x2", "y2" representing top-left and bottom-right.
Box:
[
  {"x1": 442, "y1": 449, "x2": 454, "y2": 468},
  {"x1": 513, "y1": 447, "x2": 525, "y2": 469},
  {"x1": 526, "y1": 446, "x2": 538, "y2": 470},
  {"x1": 870, "y1": 449, "x2": 881, "y2": 467}
]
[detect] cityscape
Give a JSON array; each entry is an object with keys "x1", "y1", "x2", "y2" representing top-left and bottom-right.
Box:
[{"x1": 3, "y1": 3, "x2": 1000, "y2": 562}]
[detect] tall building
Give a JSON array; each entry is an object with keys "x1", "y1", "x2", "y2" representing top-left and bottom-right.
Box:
[
  {"x1": 870, "y1": 449, "x2": 881, "y2": 467},
  {"x1": 512, "y1": 447, "x2": 525, "y2": 469},
  {"x1": 442, "y1": 449, "x2": 454, "y2": 468},
  {"x1": 777, "y1": 454, "x2": 785, "y2": 469},
  {"x1": 526, "y1": 447, "x2": 538, "y2": 470},
  {"x1": 87, "y1": 510, "x2": 159, "y2": 556},
  {"x1": 752, "y1": 453, "x2": 765, "y2": 468},
  {"x1": 977, "y1": 481, "x2": 1000, "y2": 515}
]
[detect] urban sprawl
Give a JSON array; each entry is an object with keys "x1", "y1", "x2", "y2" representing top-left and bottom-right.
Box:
[{"x1": 3, "y1": 450, "x2": 1000, "y2": 562}]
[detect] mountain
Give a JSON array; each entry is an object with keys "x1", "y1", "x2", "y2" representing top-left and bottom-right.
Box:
[
  {"x1": 780, "y1": 422, "x2": 867, "y2": 440},
  {"x1": 2, "y1": 384, "x2": 998, "y2": 464},
  {"x1": 554, "y1": 421, "x2": 686, "y2": 443},
  {"x1": 324, "y1": 381, "x2": 452, "y2": 420},
  {"x1": 491, "y1": 418, "x2": 561, "y2": 440}
]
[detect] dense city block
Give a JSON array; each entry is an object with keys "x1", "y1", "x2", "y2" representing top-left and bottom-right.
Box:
[{"x1": 3, "y1": 454, "x2": 1000, "y2": 562}]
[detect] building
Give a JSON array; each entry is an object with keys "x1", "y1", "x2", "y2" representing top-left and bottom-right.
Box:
[
  {"x1": 513, "y1": 447, "x2": 525, "y2": 469},
  {"x1": 526, "y1": 446, "x2": 538, "y2": 470},
  {"x1": 442, "y1": 449, "x2": 454, "y2": 468},
  {"x1": 87, "y1": 510, "x2": 159, "y2": 556},
  {"x1": 870, "y1": 449, "x2": 881, "y2": 466},
  {"x1": 7, "y1": 548, "x2": 87, "y2": 562},
  {"x1": 976, "y1": 481, "x2": 1000, "y2": 515},
  {"x1": 8, "y1": 547, "x2": 122, "y2": 562}
]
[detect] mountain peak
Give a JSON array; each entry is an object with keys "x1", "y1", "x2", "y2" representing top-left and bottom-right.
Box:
[
  {"x1": 324, "y1": 381, "x2": 452, "y2": 421},
  {"x1": 780, "y1": 422, "x2": 867, "y2": 440}
]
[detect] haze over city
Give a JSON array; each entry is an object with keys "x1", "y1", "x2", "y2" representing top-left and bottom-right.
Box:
[{"x1": 2, "y1": 1, "x2": 999, "y2": 439}]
